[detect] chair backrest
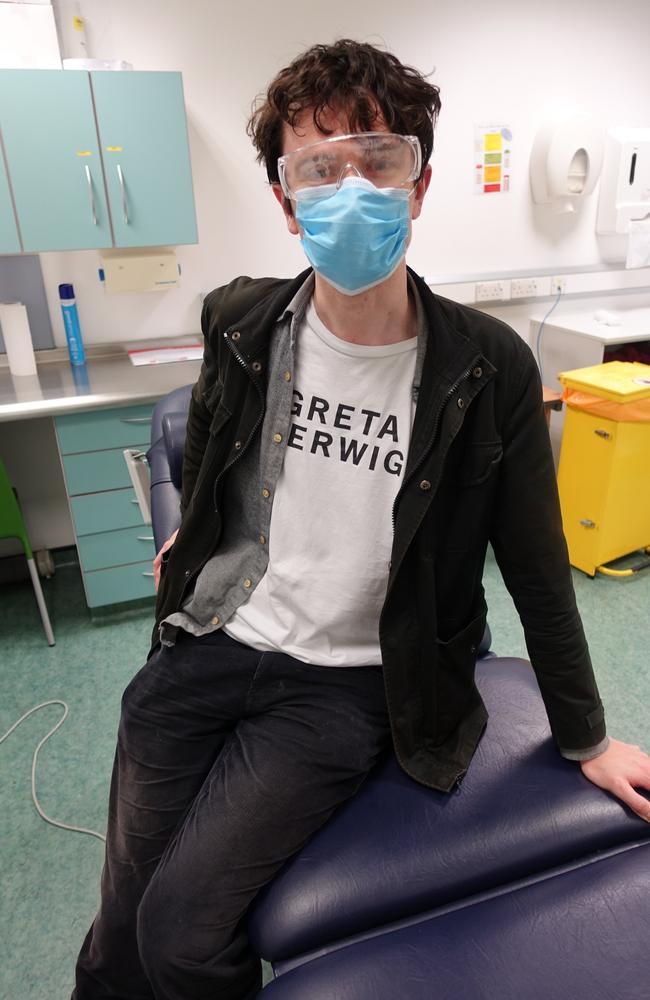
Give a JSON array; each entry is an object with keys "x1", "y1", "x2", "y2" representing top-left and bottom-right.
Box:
[{"x1": 146, "y1": 384, "x2": 192, "y2": 551}]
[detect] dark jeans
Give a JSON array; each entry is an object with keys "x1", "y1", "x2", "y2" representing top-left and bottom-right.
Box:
[{"x1": 72, "y1": 627, "x2": 391, "y2": 999}]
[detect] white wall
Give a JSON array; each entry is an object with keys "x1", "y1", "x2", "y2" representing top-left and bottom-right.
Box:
[
  {"x1": 3, "y1": 0, "x2": 650, "y2": 557},
  {"x1": 32, "y1": 0, "x2": 650, "y2": 349}
]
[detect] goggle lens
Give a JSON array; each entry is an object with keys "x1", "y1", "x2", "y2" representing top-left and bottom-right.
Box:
[{"x1": 279, "y1": 133, "x2": 420, "y2": 197}]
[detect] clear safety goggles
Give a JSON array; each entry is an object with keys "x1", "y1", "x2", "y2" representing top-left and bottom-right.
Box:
[{"x1": 277, "y1": 132, "x2": 422, "y2": 200}]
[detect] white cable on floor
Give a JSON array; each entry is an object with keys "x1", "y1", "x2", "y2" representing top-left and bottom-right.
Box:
[{"x1": 0, "y1": 701, "x2": 106, "y2": 844}]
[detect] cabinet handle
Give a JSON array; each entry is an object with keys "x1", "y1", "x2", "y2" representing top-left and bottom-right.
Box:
[
  {"x1": 142, "y1": 571, "x2": 154, "y2": 577},
  {"x1": 594, "y1": 429, "x2": 611, "y2": 439},
  {"x1": 116, "y1": 164, "x2": 129, "y2": 224},
  {"x1": 137, "y1": 535, "x2": 155, "y2": 541},
  {"x1": 84, "y1": 165, "x2": 97, "y2": 226},
  {"x1": 580, "y1": 519, "x2": 597, "y2": 529},
  {"x1": 121, "y1": 417, "x2": 151, "y2": 424}
]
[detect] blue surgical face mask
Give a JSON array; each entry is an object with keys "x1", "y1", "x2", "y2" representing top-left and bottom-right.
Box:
[{"x1": 294, "y1": 176, "x2": 411, "y2": 296}]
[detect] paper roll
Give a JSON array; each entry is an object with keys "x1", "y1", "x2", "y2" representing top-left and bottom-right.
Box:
[
  {"x1": 625, "y1": 218, "x2": 650, "y2": 270},
  {"x1": 0, "y1": 301, "x2": 38, "y2": 377}
]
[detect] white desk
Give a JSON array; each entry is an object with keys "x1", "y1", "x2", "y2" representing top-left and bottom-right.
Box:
[
  {"x1": 0, "y1": 338, "x2": 201, "y2": 601},
  {"x1": 531, "y1": 306, "x2": 650, "y2": 393}
]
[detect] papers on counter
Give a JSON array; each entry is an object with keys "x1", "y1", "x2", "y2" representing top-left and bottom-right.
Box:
[{"x1": 128, "y1": 344, "x2": 203, "y2": 366}]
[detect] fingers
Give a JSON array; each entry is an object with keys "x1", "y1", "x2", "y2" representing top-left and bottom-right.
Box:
[
  {"x1": 152, "y1": 530, "x2": 178, "y2": 595},
  {"x1": 620, "y1": 783, "x2": 650, "y2": 823}
]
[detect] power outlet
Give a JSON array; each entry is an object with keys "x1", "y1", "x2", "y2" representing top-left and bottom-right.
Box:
[
  {"x1": 550, "y1": 276, "x2": 567, "y2": 294},
  {"x1": 475, "y1": 281, "x2": 510, "y2": 302},
  {"x1": 511, "y1": 279, "x2": 540, "y2": 298}
]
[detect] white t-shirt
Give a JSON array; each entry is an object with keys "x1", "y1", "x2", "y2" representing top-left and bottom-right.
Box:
[{"x1": 223, "y1": 299, "x2": 418, "y2": 665}]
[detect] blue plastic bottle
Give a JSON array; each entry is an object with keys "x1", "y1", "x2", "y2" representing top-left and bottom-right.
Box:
[{"x1": 59, "y1": 283, "x2": 86, "y2": 366}]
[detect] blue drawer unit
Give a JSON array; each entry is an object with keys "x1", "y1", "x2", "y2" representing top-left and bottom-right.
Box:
[
  {"x1": 55, "y1": 403, "x2": 153, "y2": 454},
  {"x1": 0, "y1": 146, "x2": 21, "y2": 254},
  {"x1": 77, "y1": 526, "x2": 155, "y2": 573},
  {"x1": 0, "y1": 69, "x2": 112, "y2": 252},
  {"x1": 84, "y1": 559, "x2": 156, "y2": 608},
  {"x1": 90, "y1": 70, "x2": 198, "y2": 248},
  {"x1": 54, "y1": 401, "x2": 158, "y2": 608}
]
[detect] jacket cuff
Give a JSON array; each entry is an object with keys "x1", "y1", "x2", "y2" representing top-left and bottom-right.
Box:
[{"x1": 559, "y1": 735, "x2": 610, "y2": 761}]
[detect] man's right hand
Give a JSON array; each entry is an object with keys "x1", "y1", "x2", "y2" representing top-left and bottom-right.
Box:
[{"x1": 153, "y1": 528, "x2": 179, "y2": 593}]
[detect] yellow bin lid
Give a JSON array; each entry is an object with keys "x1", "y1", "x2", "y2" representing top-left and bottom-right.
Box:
[{"x1": 558, "y1": 361, "x2": 650, "y2": 402}]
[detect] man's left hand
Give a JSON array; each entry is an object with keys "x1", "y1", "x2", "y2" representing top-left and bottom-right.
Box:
[{"x1": 580, "y1": 736, "x2": 650, "y2": 823}]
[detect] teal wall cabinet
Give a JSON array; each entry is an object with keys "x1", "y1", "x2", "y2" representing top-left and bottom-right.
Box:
[
  {"x1": 0, "y1": 146, "x2": 21, "y2": 253},
  {"x1": 0, "y1": 69, "x2": 112, "y2": 252},
  {"x1": 90, "y1": 70, "x2": 198, "y2": 248},
  {"x1": 0, "y1": 69, "x2": 198, "y2": 253}
]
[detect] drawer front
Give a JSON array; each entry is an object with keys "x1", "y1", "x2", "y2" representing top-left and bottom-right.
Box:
[
  {"x1": 62, "y1": 446, "x2": 145, "y2": 495},
  {"x1": 55, "y1": 402, "x2": 154, "y2": 455},
  {"x1": 71, "y1": 487, "x2": 145, "y2": 536},
  {"x1": 77, "y1": 525, "x2": 156, "y2": 572},
  {"x1": 84, "y1": 559, "x2": 156, "y2": 607}
]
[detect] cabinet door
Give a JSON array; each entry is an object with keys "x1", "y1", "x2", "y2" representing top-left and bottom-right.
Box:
[
  {"x1": 0, "y1": 70, "x2": 112, "y2": 252},
  {"x1": 0, "y1": 144, "x2": 21, "y2": 253},
  {"x1": 90, "y1": 71, "x2": 198, "y2": 248}
]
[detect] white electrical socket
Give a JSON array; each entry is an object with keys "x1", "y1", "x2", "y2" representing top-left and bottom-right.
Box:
[
  {"x1": 550, "y1": 276, "x2": 567, "y2": 294},
  {"x1": 475, "y1": 281, "x2": 510, "y2": 302},
  {"x1": 511, "y1": 279, "x2": 539, "y2": 298}
]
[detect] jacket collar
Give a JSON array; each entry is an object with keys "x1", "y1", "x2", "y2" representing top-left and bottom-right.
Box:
[{"x1": 225, "y1": 265, "x2": 495, "y2": 391}]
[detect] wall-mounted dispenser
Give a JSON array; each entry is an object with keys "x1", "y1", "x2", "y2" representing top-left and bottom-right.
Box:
[
  {"x1": 595, "y1": 127, "x2": 650, "y2": 234},
  {"x1": 98, "y1": 248, "x2": 180, "y2": 293},
  {"x1": 530, "y1": 113, "x2": 604, "y2": 215}
]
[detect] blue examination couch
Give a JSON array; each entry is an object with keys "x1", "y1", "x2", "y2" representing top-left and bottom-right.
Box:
[{"x1": 148, "y1": 385, "x2": 650, "y2": 999}]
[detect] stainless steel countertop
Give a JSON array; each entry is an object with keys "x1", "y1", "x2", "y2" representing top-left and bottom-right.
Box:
[{"x1": 0, "y1": 337, "x2": 202, "y2": 422}]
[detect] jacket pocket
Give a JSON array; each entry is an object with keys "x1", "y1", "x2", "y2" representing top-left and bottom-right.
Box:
[
  {"x1": 208, "y1": 402, "x2": 232, "y2": 438},
  {"x1": 454, "y1": 440, "x2": 503, "y2": 486},
  {"x1": 435, "y1": 609, "x2": 487, "y2": 741}
]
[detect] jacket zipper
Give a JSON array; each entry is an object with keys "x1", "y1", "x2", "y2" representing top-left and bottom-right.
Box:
[
  {"x1": 210, "y1": 330, "x2": 266, "y2": 513},
  {"x1": 391, "y1": 357, "x2": 481, "y2": 533},
  {"x1": 178, "y1": 331, "x2": 266, "y2": 605}
]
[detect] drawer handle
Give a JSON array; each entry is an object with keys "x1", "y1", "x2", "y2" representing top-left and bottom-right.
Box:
[
  {"x1": 580, "y1": 519, "x2": 597, "y2": 529},
  {"x1": 142, "y1": 571, "x2": 154, "y2": 578},
  {"x1": 121, "y1": 418, "x2": 152, "y2": 424},
  {"x1": 137, "y1": 535, "x2": 154, "y2": 541},
  {"x1": 594, "y1": 429, "x2": 611, "y2": 439}
]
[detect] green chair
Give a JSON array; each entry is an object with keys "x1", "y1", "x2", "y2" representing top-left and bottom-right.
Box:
[{"x1": 0, "y1": 457, "x2": 55, "y2": 646}]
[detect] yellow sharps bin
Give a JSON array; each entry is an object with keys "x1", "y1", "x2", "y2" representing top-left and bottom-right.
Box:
[{"x1": 557, "y1": 361, "x2": 650, "y2": 577}]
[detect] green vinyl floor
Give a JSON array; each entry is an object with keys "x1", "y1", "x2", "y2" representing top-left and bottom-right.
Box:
[{"x1": 1, "y1": 544, "x2": 649, "y2": 999}]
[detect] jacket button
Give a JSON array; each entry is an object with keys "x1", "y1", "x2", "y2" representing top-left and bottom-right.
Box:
[
  {"x1": 419, "y1": 480, "x2": 431, "y2": 491},
  {"x1": 234, "y1": 440, "x2": 242, "y2": 449},
  {"x1": 262, "y1": 488, "x2": 271, "y2": 499},
  {"x1": 212, "y1": 615, "x2": 220, "y2": 625},
  {"x1": 243, "y1": 578, "x2": 252, "y2": 589},
  {"x1": 472, "y1": 366, "x2": 483, "y2": 379},
  {"x1": 231, "y1": 330, "x2": 241, "y2": 341},
  {"x1": 273, "y1": 433, "x2": 282, "y2": 443},
  {"x1": 259, "y1": 534, "x2": 266, "y2": 545},
  {"x1": 252, "y1": 361, "x2": 262, "y2": 373},
  {"x1": 283, "y1": 371, "x2": 292, "y2": 382},
  {"x1": 184, "y1": 570, "x2": 190, "y2": 576},
  {"x1": 457, "y1": 397, "x2": 465, "y2": 409}
]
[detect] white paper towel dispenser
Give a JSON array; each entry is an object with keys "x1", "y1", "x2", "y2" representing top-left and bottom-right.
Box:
[
  {"x1": 530, "y1": 112, "x2": 604, "y2": 215},
  {"x1": 595, "y1": 127, "x2": 650, "y2": 235},
  {"x1": 98, "y1": 248, "x2": 180, "y2": 293}
]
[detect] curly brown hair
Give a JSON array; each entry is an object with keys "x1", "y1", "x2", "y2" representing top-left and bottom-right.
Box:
[{"x1": 247, "y1": 39, "x2": 441, "y2": 185}]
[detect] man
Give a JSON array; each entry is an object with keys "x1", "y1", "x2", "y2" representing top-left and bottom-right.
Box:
[{"x1": 73, "y1": 38, "x2": 650, "y2": 1000}]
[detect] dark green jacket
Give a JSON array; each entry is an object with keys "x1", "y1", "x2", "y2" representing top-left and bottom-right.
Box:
[{"x1": 150, "y1": 266, "x2": 606, "y2": 793}]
